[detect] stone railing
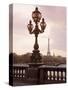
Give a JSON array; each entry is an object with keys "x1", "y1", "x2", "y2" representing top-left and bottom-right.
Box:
[
  {"x1": 38, "y1": 65, "x2": 66, "y2": 84},
  {"x1": 10, "y1": 64, "x2": 66, "y2": 85}
]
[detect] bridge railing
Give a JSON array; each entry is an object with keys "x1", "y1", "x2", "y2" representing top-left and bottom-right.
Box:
[
  {"x1": 38, "y1": 66, "x2": 66, "y2": 84},
  {"x1": 10, "y1": 64, "x2": 66, "y2": 84}
]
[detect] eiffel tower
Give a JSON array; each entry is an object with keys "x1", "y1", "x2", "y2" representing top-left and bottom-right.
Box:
[{"x1": 47, "y1": 38, "x2": 51, "y2": 56}]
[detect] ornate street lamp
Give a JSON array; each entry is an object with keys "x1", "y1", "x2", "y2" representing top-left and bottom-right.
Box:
[{"x1": 27, "y1": 7, "x2": 46, "y2": 63}]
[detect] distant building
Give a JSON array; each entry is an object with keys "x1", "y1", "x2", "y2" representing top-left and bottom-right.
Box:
[
  {"x1": 47, "y1": 38, "x2": 51, "y2": 56},
  {"x1": 53, "y1": 52, "x2": 55, "y2": 57}
]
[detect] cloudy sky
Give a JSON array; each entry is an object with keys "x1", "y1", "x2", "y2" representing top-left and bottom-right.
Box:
[{"x1": 13, "y1": 4, "x2": 66, "y2": 57}]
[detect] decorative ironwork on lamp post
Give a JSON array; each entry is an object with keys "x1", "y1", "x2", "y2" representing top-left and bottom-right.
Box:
[{"x1": 27, "y1": 7, "x2": 46, "y2": 63}]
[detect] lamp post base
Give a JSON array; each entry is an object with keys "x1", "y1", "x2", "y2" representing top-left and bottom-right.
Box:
[{"x1": 31, "y1": 49, "x2": 42, "y2": 63}]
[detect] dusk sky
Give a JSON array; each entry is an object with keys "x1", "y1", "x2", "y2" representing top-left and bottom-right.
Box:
[{"x1": 13, "y1": 4, "x2": 66, "y2": 57}]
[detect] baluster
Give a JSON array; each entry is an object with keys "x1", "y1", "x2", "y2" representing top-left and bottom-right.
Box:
[
  {"x1": 51, "y1": 71, "x2": 53, "y2": 80},
  {"x1": 21, "y1": 67, "x2": 22, "y2": 78},
  {"x1": 18, "y1": 67, "x2": 20, "y2": 78},
  {"x1": 59, "y1": 71, "x2": 61, "y2": 80},
  {"x1": 17, "y1": 67, "x2": 19, "y2": 78},
  {"x1": 48, "y1": 71, "x2": 50, "y2": 80},
  {"x1": 18, "y1": 67, "x2": 19, "y2": 78},
  {"x1": 50, "y1": 71, "x2": 51, "y2": 80},
  {"x1": 55, "y1": 71, "x2": 57, "y2": 80},
  {"x1": 16, "y1": 67, "x2": 17, "y2": 78},
  {"x1": 23, "y1": 69, "x2": 25, "y2": 78},
  {"x1": 22, "y1": 67, "x2": 23, "y2": 79},
  {"x1": 63, "y1": 71, "x2": 65, "y2": 81},
  {"x1": 14, "y1": 67, "x2": 15, "y2": 78},
  {"x1": 19, "y1": 67, "x2": 21, "y2": 78}
]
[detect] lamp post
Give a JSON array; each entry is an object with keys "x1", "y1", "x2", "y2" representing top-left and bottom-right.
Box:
[{"x1": 27, "y1": 7, "x2": 46, "y2": 63}]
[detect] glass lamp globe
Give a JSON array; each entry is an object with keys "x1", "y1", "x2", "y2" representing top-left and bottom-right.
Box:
[
  {"x1": 40, "y1": 18, "x2": 46, "y2": 31},
  {"x1": 32, "y1": 7, "x2": 42, "y2": 23},
  {"x1": 27, "y1": 20, "x2": 33, "y2": 33}
]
